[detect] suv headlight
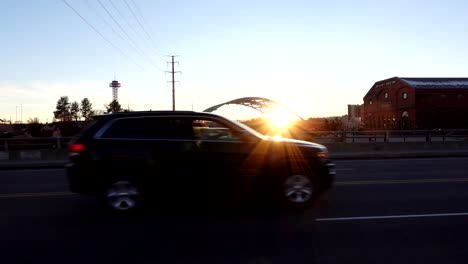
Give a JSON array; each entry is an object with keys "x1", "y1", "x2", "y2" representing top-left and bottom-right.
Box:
[{"x1": 316, "y1": 147, "x2": 329, "y2": 159}]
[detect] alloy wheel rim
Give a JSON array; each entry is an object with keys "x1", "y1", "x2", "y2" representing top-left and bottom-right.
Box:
[
  {"x1": 284, "y1": 175, "x2": 313, "y2": 203},
  {"x1": 106, "y1": 181, "x2": 139, "y2": 211}
]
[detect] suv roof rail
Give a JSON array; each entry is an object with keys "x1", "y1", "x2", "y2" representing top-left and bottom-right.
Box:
[{"x1": 92, "y1": 110, "x2": 218, "y2": 120}]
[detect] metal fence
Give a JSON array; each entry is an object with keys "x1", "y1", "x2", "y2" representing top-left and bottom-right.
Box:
[
  {"x1": 306, "y1": 129, "x2": 468, "y2": 144},
  {"x1": 0, "y1": 137, "x2": 74, "y2": 151}
]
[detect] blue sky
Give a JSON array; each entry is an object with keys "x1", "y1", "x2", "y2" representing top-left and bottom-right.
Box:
[{"x1": 2, "y1": 0, "x2": 468, "y2": 122}]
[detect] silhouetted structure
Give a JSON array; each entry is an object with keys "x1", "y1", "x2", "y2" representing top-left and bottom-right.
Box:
[
  {"x1": 109, "y1": 80, "x2": 121, "y2": 101},
  {"x1": 347, "y1": 104, "x2": 362, "y2": 130},
  {"x1": 203, "y1": 97, "x2": 304, "y2": 120},
  {"x1": 363, "y1": 77, "x2": 468, "y2": 130}
]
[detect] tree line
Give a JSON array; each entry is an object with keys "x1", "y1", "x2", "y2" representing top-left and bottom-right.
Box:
[{"x1": 54, "y1": 96, "x2": 123, "y2": 122}]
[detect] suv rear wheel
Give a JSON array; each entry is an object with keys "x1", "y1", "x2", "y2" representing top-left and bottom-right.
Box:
[{"x1": 103, "y1": 181, "x2": 142, "y2": 213}]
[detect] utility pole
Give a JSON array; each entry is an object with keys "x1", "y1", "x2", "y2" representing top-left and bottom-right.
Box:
[{"x1": 166, "y1": 55, "x2": 181, "y2": 111}]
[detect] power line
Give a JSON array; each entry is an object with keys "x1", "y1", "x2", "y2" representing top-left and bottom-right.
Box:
[
  {"x1": 85, "y1": 0, "x2": 162, "y2": 72},
  {"x1": 61, "y1": 0, "x2": 145, "y2": 70},
  {"x1": 96, "y1": 0, "x2": 143, "y2": 56},
  {"x1": 108, "y1": 0, "x2": 146, "y2": 49},
  {"x1": 85, "y1": 0, "x2": 131, "y2": 52},
  {"x1": 107, "y1": 0, "x2": 164, "y2": 71},
  {"x1": 96, "y1": 0, "x2": 162, "y2": 71},
  {"x1": 128, "y1": 0, "x2": 168, "y2": 54},
  {"x1": 124, "y1": 0, "x2": 166, "y2": 57},
  {"x1": 123, "y1": 0, "x2": 151, "y2": 44}
]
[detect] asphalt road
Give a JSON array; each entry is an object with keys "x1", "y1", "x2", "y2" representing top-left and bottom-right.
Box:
[{"x1": 1, "y1": 157, "x2": 468, "y2": 264}]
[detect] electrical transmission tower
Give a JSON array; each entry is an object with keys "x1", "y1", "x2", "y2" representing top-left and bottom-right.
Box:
[{"x1": 166, "y1": 55, "x2": 181, "y2": 111}]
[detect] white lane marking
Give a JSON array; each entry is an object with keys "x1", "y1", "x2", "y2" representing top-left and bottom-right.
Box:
[
  {"x1": 335, "y1": 178, "x2": 468, "y2": 185},
  {"x1": 335, "y1": 157, "x2": 468, "y2": 164},
  {"x1": 316, "y1": 212, "x2": 468, "y2": 222}
]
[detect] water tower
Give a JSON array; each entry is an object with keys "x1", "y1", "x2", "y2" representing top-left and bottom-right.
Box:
[{"x1": 109, "y1": 80, "x2": 121, "y2": 101}]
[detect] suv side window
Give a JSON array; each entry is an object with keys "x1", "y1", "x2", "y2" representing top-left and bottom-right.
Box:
[
  {"x1": 192, "y1": 118, "x2": 240, "y2": 141},
  {"x1": 101, "y1": 117, "x2": 193, "y2": 140}
]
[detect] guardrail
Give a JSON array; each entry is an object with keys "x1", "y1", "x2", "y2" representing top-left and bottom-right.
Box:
[
  {"x1": 0, "y1": 129, "x2": 468, "y2": 152},
  {"x1": 1, "y1": 132, "x2": 468, "y2": 163}
]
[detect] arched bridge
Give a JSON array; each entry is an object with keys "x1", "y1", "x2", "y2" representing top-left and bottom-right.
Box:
[{"x1": 202, "y1": 97, "x2": 303, "y2": 120}]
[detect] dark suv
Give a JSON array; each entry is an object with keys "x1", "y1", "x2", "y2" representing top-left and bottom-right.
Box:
[{"x1": 66, "y1": 111, "x2": 335, "y2": 213}]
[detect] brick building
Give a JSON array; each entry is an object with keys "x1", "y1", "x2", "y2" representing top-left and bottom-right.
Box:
[{"x1": 362, "y1": 77, "x2": 468, "y2": 130}]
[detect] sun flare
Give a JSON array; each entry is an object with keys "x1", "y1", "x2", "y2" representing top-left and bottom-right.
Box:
[{"x1": 264, "y1": 106, "x2": 299, "y2": 131}]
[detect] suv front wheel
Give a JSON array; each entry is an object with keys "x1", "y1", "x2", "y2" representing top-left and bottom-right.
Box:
[
  {"x1": 278, "y1": 163, "x2": 319, "y2": 211},
  {"x1": 284, "y1": 174, "x2": 314, "y2": 205}
]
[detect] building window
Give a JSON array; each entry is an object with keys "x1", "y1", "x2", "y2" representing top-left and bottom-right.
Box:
[
  {"x1": 369, "y1": 100, "x2": 373, "y2": 105},
  {"x1": 384, "y1": 92, "x2": 389, "y2": 99},
  {"x1": 402, "y1": 92, "x2": 408, "y2": 100},
  {"x1": 458, "y1": 94, "x2": 464, "y2": 100},
  {"x1": 402, "y1": 111, "x2": 409, "y2": 117}
]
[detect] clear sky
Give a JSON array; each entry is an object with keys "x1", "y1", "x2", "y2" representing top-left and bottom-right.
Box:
[{"x1": 2, "y1": 0, "x2": 468, "y2": 123}]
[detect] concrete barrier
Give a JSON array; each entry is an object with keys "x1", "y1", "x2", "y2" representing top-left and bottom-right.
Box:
[
  {"x1": 0, "y1": 151, "x2": 9, "y2": 161},
  {"x1": 4, "y1": 149, "x2": 67, "y2": 161},
  {"x1": 20, "y1": 150, "x2": 42, "y2": 160},
  {"x1": 325, "y1": 141, "x2": 468, "y2": 159}
]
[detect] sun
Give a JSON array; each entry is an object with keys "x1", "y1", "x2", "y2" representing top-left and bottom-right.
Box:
[{"x1": 264, "y1": 106, "x2": 300, "y2": 131}]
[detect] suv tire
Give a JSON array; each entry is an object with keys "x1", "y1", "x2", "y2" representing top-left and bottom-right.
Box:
[
  {"x1": 101, "y1": 180, "x2": 143, "y2": 214},
  {"x1": 278, "y1": 162, "x2": 319, "y2": 211}
]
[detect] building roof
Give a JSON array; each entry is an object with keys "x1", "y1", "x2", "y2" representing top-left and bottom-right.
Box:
[
  {"x1": 400, "y1": 78, "x2": 468, "y2": 89},
  {"x1": 364, "y1": 77, "x2": 468, "y2": 99}
]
